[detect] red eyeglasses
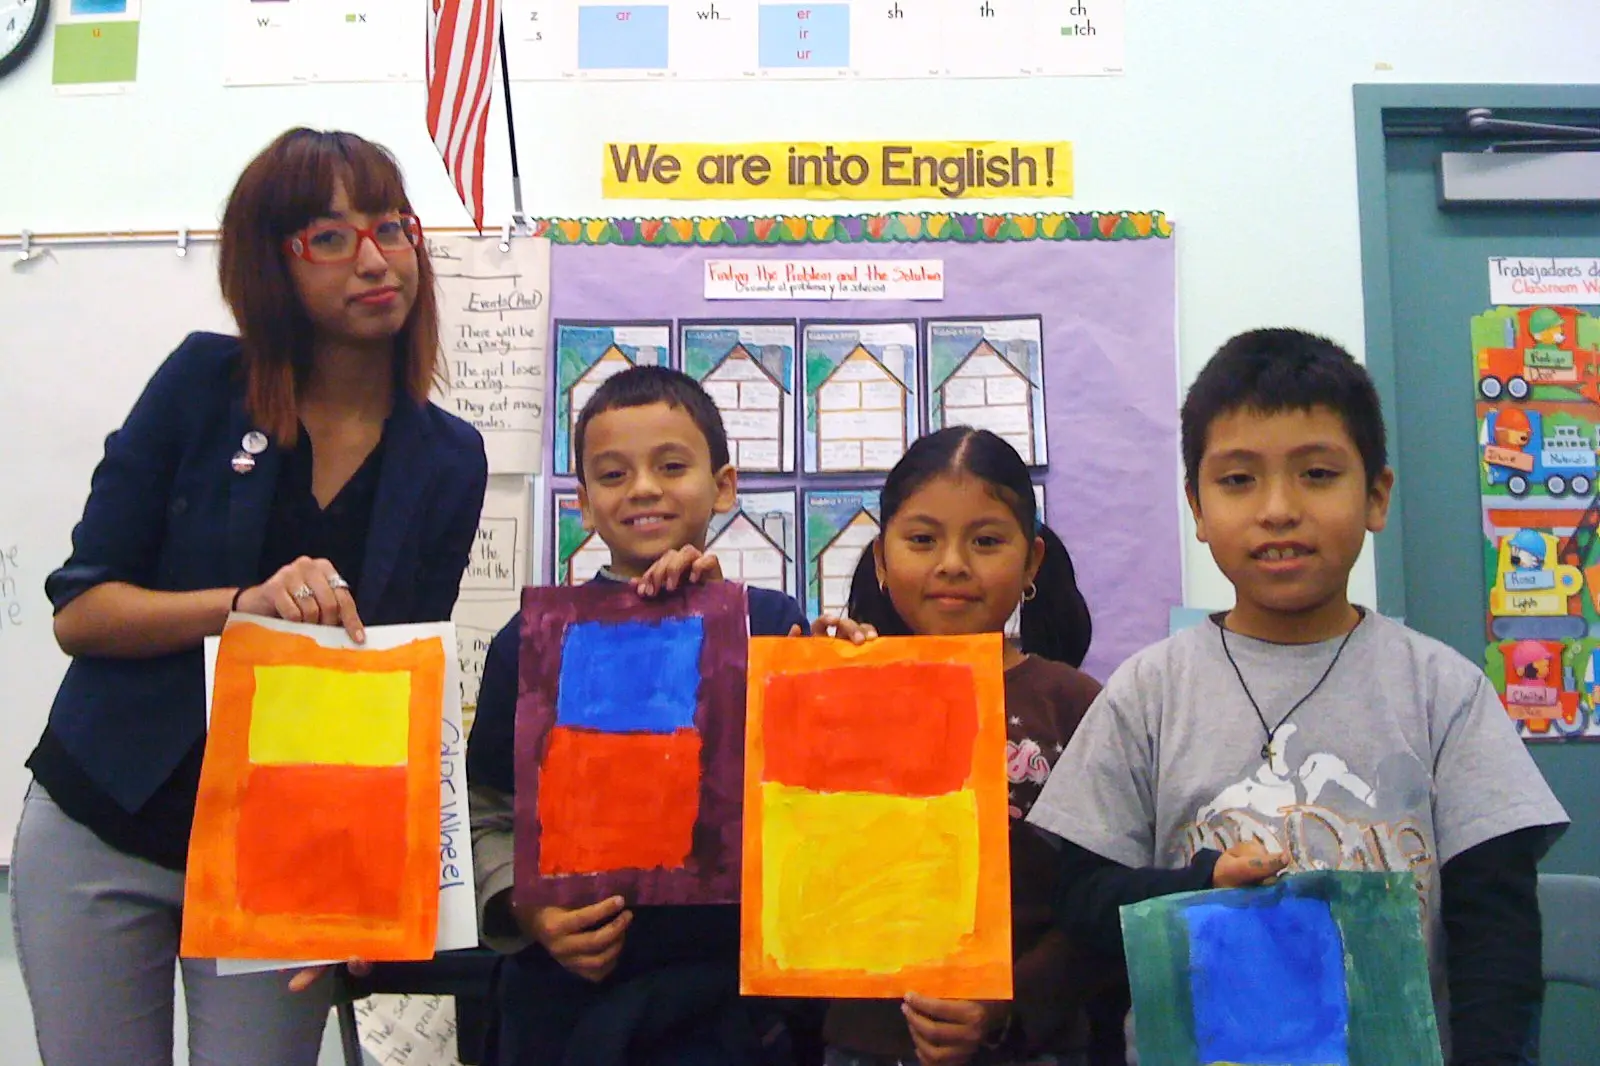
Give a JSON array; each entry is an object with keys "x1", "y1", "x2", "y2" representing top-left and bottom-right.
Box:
[{"x1": 285, "y1": 214, "x2": 424, "y2": 265}]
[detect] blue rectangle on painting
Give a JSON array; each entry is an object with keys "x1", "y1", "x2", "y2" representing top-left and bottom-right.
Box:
[
  {"x1": 71, "y1": 0, "x2": 127, "y2": 13},
  {"x1": 1184, "y1": 896, "x2": 1349, "y2": 1066},
  {"x1": 557, "y1": 617, "x2": 704, "y2": 733},
  {"x1": 758, "y1": 4, "x2": 850, "y2": 68},
  {"x1": 578, "y1": 5, "x2": 670, "y2": 69}
]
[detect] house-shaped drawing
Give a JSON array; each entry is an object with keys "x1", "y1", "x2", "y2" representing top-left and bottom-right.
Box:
[
  {"x1": 814, "y1": 509, "x2": 880, "y2": 616},
  {"x1": 937, "y1": 339, "x2": 1037, "y2": 462},
  {"x1": 563, "y1": 532, "x2": 609, "y2": 586},
  {"x1": 707, "y1": 509, "x2": 790, "y2": 593},
  {"x1": 815, "y1": 345, "x2": 909, "y2": 472},
  {"x1": 567, "y1": 345, "x2": 638, "y2": 467},
  {"x1": 702, "y1": 343, "x2": 788, "y2": 471}
]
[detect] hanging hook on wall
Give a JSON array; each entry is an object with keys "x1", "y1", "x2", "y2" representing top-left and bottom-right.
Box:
[
  {"x1": 176, "y1": 228, "x2": 190, "y2": 258},
  {"x1": 17, "y1": 231, "x2": 32, "y2": 262},
  {"x1": 499, "y1": 221, "x2": 514, "y2": 253}
]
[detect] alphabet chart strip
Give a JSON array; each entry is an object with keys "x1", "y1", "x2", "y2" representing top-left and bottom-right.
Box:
[{"x1": 501, "y1": 0, "x2": 1122, "y2": 80}]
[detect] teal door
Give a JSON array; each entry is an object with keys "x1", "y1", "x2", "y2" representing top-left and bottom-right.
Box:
[{"x1": 1358, "y1": 86, "x2": 1599, "y2": 1064}]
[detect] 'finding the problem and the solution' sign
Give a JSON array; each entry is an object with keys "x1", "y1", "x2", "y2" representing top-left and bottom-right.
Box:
[
  {"x1": 704, "y1": 259, "x2": 945, "y2": 300},
  {"x1": 602, "y1": 141, "x2": 1072, "y2": 201}
]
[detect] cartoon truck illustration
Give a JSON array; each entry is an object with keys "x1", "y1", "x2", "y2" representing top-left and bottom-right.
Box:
[
  {"x1": 1489, "y1": 529, "x2": 1587, "y2": 641},
  {"x1": 1477, "y1": 306, "x2": 1598, "y2": 402},
  {"x1": 1497, "y1": 639, "x2": 1583, "y2": 734},
  {"x1": 1567, "y1": 646, "x2": 1600, "y2": 737},
  {"x1": 1481, "y1": 408, "x2": 1596, "y2": 497}
]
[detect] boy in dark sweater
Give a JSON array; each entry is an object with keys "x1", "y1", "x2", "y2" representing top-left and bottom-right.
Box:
[{"x1": 468, "y1": 367, "x2": 807, "y2": 1066}]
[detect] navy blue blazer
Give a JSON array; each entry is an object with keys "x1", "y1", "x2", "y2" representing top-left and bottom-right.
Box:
[{"x1": 42, "y1": 331, "x2": 488, "y2": 813}]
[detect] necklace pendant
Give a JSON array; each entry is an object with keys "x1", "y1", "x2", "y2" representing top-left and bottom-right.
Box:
[{"x1": 1261, "y1": 742, "x2": 1273, "y2": 761}]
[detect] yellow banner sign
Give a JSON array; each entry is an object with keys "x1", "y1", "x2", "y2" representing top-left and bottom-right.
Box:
[{"x1": 601, "y1": 141, "x2": 1072, "y2": 201}]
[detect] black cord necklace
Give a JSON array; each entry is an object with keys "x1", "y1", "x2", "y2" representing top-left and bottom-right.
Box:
[{"x1": 1218, "y1": 616, "x2": 1363, "y2": 762}]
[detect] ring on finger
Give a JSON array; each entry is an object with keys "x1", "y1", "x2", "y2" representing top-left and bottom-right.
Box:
[
  {"x1": 327, "y1": 574, "x2": 351, "y2": 592},
  {"x1": 292, "y1": 584, "x2": 315, "y2": 601}
]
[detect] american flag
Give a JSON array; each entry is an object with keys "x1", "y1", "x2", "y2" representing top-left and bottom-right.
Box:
[{"x1": 426, "y1": 0, "x2": 501, "y2": 232}]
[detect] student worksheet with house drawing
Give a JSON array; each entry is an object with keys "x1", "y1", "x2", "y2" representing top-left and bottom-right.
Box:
[
  {"x1": 803, "y1": 320, "x2": 919, "y2": 473},
  {"x1": 682, "y1": 320, "x2": 797, "y2": 472}
]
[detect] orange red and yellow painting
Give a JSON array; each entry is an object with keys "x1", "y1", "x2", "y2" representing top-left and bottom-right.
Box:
[
  {"x1": 181, "y1": 619, "x2": 445, "y2": 962},
  {"x1": 741, "y1": 633, "x2": 1012, "y2": 999}
]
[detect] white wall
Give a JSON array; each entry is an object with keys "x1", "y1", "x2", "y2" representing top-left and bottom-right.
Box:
[{"x1": 3, "y1": 0, "x2": 1597, "y2": 613}]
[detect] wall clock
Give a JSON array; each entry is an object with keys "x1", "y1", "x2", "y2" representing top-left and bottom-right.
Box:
[{"x1": 0, "y1": 1, "x2": 47, "y2": 79}]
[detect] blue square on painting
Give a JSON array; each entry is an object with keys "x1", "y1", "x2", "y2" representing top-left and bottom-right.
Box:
[
  {"x1": 1184, "y1": 897, "x2": 1350, "y2": 1066},
  {"x1": 556, "y1": 617, "x2": 704, "y2": 733}
]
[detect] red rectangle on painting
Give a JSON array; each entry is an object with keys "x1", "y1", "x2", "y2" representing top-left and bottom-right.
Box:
[
  {"x1": 537, "y1": 726, "x2": 702, "y2": 876},
  {"x1": 761, "y1": 663, "x2": 978, "y2": 795},
  {"x1": 236, "y1": 764, "x2": 409, "y2": 919}
]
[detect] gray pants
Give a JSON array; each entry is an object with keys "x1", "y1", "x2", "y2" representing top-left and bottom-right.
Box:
[{"x1": 10, "y1": 783, "x2": 334, "y2": 1066}]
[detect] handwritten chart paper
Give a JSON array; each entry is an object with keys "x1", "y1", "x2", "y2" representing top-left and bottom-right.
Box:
[
  {"x1": 184, "y1": 618, "x2": 450, "y2": 963},
  {"x1": 356, "y1": 993, "x2": 462, "y2": 1066},
  {"x1": 461, "y1": 478, "x2": 529, "y2": 597},
  {"x1": 741, "y1": 634, "x2": 1011, "y2": 998},
  {"x1": 514, "y1": 582, "x2": 749, "y2": 907},
  {"x1": 704, "y1": 260, "x2": 944, "y2": 300},
  {"x1": 1120, "y1": 871, "x2": 1442, "y2": 1066},
  {"x1": 454, "y1": 476, "x2": 532, "y2": 728},
  {"x1": 431, "y1": 235, "x2": 552, "y2": 474}
]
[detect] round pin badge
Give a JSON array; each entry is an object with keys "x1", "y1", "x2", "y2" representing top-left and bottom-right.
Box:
[
  {"x1": 242, "y1": 431, "x2": 269, "y2": 455},
  {"x1": 231, "y1": 451, "x2": 256, "y2": 474}
]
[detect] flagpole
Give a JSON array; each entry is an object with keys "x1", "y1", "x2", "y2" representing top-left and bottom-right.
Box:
[{"x1": 497, "y1": 20, "x2": 526, "y2": 232}]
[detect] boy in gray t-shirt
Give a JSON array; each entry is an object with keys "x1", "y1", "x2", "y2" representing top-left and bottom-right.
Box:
[{"x1": 1027, "y1": 329, "x2": 1569, "y2": 1065}]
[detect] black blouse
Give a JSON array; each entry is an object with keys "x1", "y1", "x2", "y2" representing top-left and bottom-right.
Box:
[{"x1": 26, "y1": 427, "x2": 387, "y2": 871}]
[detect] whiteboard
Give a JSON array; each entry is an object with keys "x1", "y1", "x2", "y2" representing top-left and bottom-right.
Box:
[
  {"x1": 0, "y1": 242, "x2": 234, "y2": 860},
  {"x1": 0, "y1": 240, "x2": 534, "y2": 862}
]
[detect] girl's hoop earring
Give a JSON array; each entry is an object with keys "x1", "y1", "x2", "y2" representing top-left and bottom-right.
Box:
[{"x1": 1023, "y1": 582, "x2": 1038, "y2": 602}]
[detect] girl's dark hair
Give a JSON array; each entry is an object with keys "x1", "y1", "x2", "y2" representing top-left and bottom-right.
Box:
[{"x1": 845, "y1": 427, "x2": 1093, "y2": 667}]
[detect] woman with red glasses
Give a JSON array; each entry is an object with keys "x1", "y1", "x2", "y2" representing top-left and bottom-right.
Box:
[{"x1": 11, "y1": 128, "x2": 488, "y2": 1066}]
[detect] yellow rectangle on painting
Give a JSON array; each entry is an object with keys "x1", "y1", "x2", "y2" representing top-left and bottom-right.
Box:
[
  {"x1": 249, "y1": 666, "x2": 411, "y2": 766},
  {"x1": 759, "y1": 783, "x2": 978, "y2": 974},
  {"x1": 601, "y1": 141, "x2": 1072, "y2": 201}
]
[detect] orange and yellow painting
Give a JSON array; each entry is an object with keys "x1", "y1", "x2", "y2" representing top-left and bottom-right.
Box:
[
  {"x1": 740, "y1": 634, "x2": 1012, "y2": 999},
  {"x1": 181, "y1": 620, "x2": 445, "y2": 961}
]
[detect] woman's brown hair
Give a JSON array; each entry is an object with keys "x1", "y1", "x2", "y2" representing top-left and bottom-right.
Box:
[{"x1": 218, "y1": 128, "x2": 443, "y2": 444}]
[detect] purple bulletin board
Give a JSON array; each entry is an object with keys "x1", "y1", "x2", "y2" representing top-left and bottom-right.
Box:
[{"x1": 538, "y1": 214, "x2": 1179, "y2": 683}]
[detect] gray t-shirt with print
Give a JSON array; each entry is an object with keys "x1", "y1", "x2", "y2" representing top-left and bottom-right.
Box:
[{"x1": 1026, "y1": 610, "x2": 1569, "y2": 1053}]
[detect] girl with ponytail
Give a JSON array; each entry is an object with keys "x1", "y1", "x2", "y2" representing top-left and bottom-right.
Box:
[
  {"x1": 818, "y1": 427, "x2": 1115, "y2": 1066},
  {"x1": 844, "y1": 426, "x2": 1092, "y2": 667}
]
